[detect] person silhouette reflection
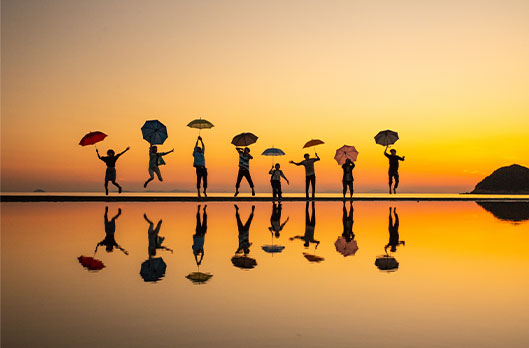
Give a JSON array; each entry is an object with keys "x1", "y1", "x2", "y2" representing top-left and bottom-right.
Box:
[
  {"x1": 269, "y1": 202, "x2": 289, "y2": 238},
  {"x1": 235, "y1": 204, "x2": 255, "y2": 254},
  {"x1": 193, "y1": 205, "x2": 207, "y2": 265},
  {"x1": 342, "y1": 201, "x2": 354, "y2": 242},
  {"x1": 95, "y1": 206, "x2": 128, "y2": 255},
  {"x1": 144, "y1": 213, "x2": 173, "y2": 256},
  {"x1": 290, "y1": 201, "x2": 319, "y2": 248},
  {"x1": 385, "y1": 207, "x2": 405, "y2": 253}
]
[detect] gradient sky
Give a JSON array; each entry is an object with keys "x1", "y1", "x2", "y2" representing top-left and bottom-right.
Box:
[{"x1": 2, "y1": 0, "x2": 528, "y2": 192}]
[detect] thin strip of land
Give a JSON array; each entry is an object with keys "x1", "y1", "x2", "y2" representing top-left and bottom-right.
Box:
[{"x1": 2, "y1": 194, "x2": 529, "y2": 202}]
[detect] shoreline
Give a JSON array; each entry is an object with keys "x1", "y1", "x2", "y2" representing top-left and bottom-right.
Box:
[{"x1": 2, "y1": 194, "x2": 529, "y2": 202}]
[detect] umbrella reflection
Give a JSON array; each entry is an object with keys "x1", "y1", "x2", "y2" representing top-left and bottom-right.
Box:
[
  {"x1": 78, "y1": 256, "x2": 105, "y2": 271},
  {"x1": 186, "y1": 272, "x2": 213, "y2": 284},
  {"x1": 335, "y1": 202, "x2": 358, "y2": 257}
]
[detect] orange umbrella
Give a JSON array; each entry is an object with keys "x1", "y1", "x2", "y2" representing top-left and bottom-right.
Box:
[
  {"x1": 303, "y1": 252, "x2": 325, "y2": 263},
  {"x1": 303, "y1": 139, "x2": 324, "y2": 148}
]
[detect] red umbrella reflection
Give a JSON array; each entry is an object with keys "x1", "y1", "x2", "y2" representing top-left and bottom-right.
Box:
[
  {"x1": 78, "y1": 256, "x2": 105, "y2": 271},
  {"x1": 334, "y1": 236, "x2": 359, "y2": 257}
]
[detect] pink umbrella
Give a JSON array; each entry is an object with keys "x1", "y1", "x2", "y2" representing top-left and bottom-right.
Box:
[
  {"x1": 334, "y1": 145, "x2": 359, "y2": 165},
  {"x1": 334, "y1": 236, "x2": 359, "y2": 257}
]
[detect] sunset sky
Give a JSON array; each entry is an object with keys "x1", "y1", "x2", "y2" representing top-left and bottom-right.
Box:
[{"x1": 2, "y1": 0, "x2": 528, "y2": 193}]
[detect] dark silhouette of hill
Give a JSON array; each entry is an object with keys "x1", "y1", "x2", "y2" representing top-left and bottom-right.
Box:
[
  {"x1": 476, "y1": 202, "x2": 529, "y2": 222},
  {"x1": 471, "y1": 164, "x2": 529, "y2": 194}
]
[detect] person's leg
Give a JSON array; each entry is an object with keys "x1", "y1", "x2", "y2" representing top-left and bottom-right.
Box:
[
  {"x1": 349, "y1": 181, "x2": 354, "y2": 199},
  {"x1": 388, "y1": 171, "x2": 393, "y2": 194},
  {"x1": 305, "y1": 176, "x2": 310, "y2": 199},
  {"x1": 271, "y1": 181, "x2": 276, "y2": 200},
  {"x1": 196, "y1": 167, "x2": 201, "y2": 197},
  {"x1": 342, "y1": 180, "x2": 347, "y2": 198},
  {"x1": 203, "y1": 168, "x2": 208, "y2": 196},
  {"x1": 154, "y1": 167, "x2": 163, "y2": 182},
  {"x1": 277, "y1": 182, "x2": 282, "y2": 201},
  {"x1": 235, "y1": 169, "x2": 243, "y2": 196},
  {"x1": 111, "y1": 180, "x2": 122, "y2": 193},
  {"x1": 245, "y1": 170, "x2": 255, "y2": 196},
  {"x1": 104, "y1": 180, "x2": 109, "y2": 195},
  {"x1": 310, "y1": 175, "x2": 316, "y2": 199},
  {"x1": 393, "y1": 172, "x2": 399, "y2": 193},
  {"x1": 144, "y1": 168, "x2": 155, "y2": 188}
]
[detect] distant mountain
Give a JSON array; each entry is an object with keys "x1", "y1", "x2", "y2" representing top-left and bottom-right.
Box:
[
  {"x1": 476, "y1": 202, "x2": 529, "y2": 222},
  {"x1": 471, "y1": 164, "x2": 529, "y2": 194},
  {"x1": 33, "y1": 189, "x2": 45, "y2": 192}
]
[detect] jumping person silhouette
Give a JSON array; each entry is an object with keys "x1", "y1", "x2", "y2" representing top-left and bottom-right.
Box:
[
  {"x1": 235, "y1": 147, "x2": 255, "y2": 197},
  {"x1": 290, "y1": 153, "x2": 320, "y2": 200},
  {"x1": 144, "y1": 145, "x2": 174, "y2": 188},
  {"x1": 96, "y1": 147, "x2": 130, "y2": 195},
  {"x1": 384, "y1": 146, "x2": 405, "y2": 194}
]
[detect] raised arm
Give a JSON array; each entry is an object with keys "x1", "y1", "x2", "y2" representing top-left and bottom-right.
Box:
[
  {"x1": 199, "y1": 136, "x2": 204, "y2": 151},
  {"x1": 118, "y1": 147, "x2": 130, "y2": 157},
  {"x1": 96, "y1": 148, "x2": 102, "y2": 159},
  {"x1": 143, "y1": 213, "x2": 152, "y2": 224},
  {"x1": 236, "y1": 147, "x2": 243, "y2": 154},
  {"x1": 314, "y1": 153, "x2": 320, "y2": 161},
  {"x1": 290, "y1": 160, "x2": 302, "y2": 166},
  {"x1": 112, "y1": 208, "x2": 122, "y2": 222}
]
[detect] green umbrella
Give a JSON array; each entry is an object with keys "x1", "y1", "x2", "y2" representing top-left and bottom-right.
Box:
[{"x1": 187, "y1": 118, "x2": 214, "y2": 135}]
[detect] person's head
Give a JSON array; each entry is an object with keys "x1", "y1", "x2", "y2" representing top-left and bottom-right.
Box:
[
  {"x1": 106, "y1": 244, "x2": 113, "y2": 252},
  {"x1": 244, "y1": 147, "x2": 250, "y2": 154},
  {"x1": 274, "y1": 231, "x2": 280, "y2": 238},
  {"x1": 150, "y1": 247, "x2": 157, "y2": 256},
  {"x1": 304, "y1": 241, "x2": 310, "y2": 247},
  {"x1": 243, "y1": 247, "x2": 250, "y2": 255},
  {"x1": 345, "y1": 158, "x2": 351, "y2": 165},
  {"x1": 304, "y1": 153, "x2": 310, "y2": 159},
  {"x1": 274, "y1": 163, "x2": 280, "y2": 169},
  {"x1": 151, "y1": 146, "x2": 158, "y2": 153},
  {"x1": 196, "y1": 147, "x2": 202, "y2": 153},
  {"x1": 390, "y1": 149, "x2": 396, "y2": 155},
  {"x1": 390, "y1": 245, "x2": 397, "y2": 252},
  {"x1": 107, "y1": 149, "x2": 115, "y2": 157}
]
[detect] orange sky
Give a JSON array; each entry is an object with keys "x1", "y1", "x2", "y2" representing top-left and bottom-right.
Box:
[{"x1": 1, "y1": 0, "x2": 528, "y2": 192}]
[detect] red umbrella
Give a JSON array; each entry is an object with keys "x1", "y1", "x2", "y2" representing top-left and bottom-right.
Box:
[
  {"x1": 78, "y1": 256, "x2": 105, "y2": 271},
  {"x1": 79, "y1": 131, "x2": 107, "y2": 146}
]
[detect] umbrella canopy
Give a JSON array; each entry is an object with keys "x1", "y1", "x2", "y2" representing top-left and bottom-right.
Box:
[
  {"x1": 303, "y1": 252, "x2": 325, "y2": 263},
  {"x1": 303, "y1": 139, "x2": 325, "y2": 149},
  {"x1": 375, "y1": 255, "x2": 399, "y2": 271},
  {"x1": 231, "y1": 132, "x2": 258, "y2": 147},
  {"x1": 79, "y1": 131, "x2": 107, "y2": 146},
  {"x1": 78, "y1": 256, "x2": 105, "y2": 271},
  {"x1": 140, "y1": 257, "x2": 167, "y2": 282},
  {"x1": 141, "y1": 120, "x2": 168, "y2": 145},
  {"x1": 231, "y1": 255, "x2": 257, "y2": 269},
  {"x1": 187, "y1": 118, "x2": 214, "y2": 130},
  {"x1": 334, "y1": 236, "x2": 359, "y2": 257},
  {"x1": 261, "y1": 148, "x2": 286, "y2": 156},
  {"x1": 261, "y1": 245, "x2": 285, "y2": 254},
  {"x1": 374, "y1": 130, "x2": 399, "y2": 146},
  {"x1": 334, "y1": 145, "x2": 359, "y2": 165},
  {"x1": 186, "y1": 272, "x2": 213, "y2": 284}
]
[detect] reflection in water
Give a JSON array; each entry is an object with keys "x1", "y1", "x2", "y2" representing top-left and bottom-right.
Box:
[
  {"x1": 376, "y1": 207, "x2": 404, "y2": 272},
  {"x1": 262, "y1": 202, "x2": 287, "y2": 254},
  {"x1": 334, "y1": 202, "x2": 359, "y2": 257},
  {"x1": 95, "y1": 206, "x2": 128, "y2": 255},
  {"x1": 192, "y1": 204, "x2": 207, "y2": 266},
  {"x1": 476, "y1": 202, "x2": 529, "y2": 222},
  {"x1": 78, "y1": 256, "x2": 105, "y2": 271},
  {"x1": 232, "y1": 205, "x2": 257, "y2": 269},
  {"x1": 290, "y1": 201, "x2": 319, "y2": 248},
  {"x1": 141, "y1": 214, "x2": 172, "y2": 282},
  {"x1": 186, "y1": 204, "x2": 213, "y2": 284},
  {"x1": 291, "y1": 202, "x2": 324, "y2": 262}
]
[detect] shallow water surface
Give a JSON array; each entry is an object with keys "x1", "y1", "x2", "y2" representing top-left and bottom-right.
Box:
[{"x1": 2, "y1": 201, "x2": 529, "y2": 347}]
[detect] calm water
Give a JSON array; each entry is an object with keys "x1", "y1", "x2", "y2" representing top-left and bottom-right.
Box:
[{"x1": 2, "y1": 201, "x2": 529, "y2": 347}]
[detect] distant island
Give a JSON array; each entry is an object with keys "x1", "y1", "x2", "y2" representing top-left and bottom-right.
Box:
[
  {"x1": 471, "y1": 164, "x2": 529, "y2": 194},
  {"x1": 33, "y1": 189, "x2": 45, "y2": 192}
]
